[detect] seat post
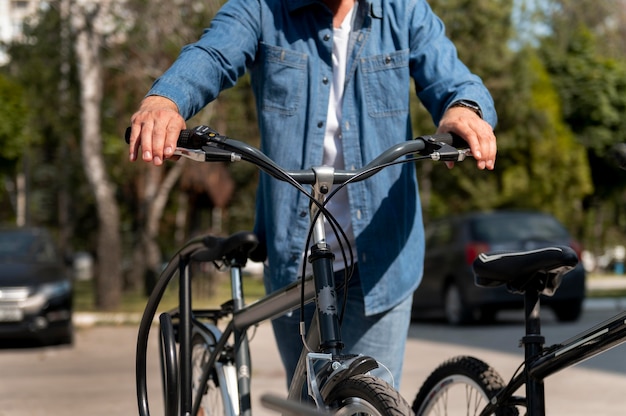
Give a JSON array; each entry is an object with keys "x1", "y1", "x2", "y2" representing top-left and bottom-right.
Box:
[{"x1": 522, "y1": 288, "x2": 546, "y2": 416}]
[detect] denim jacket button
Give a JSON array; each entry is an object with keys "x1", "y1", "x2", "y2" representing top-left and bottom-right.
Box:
[
  {"x1": 322, "y1": 77, "x2": 329, "y2": 84},
  {"x1": 317, "y1": 121, "x2": 324, "y2": 128}
]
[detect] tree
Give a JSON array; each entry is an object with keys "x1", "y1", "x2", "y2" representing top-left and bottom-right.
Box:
[
  {"x1": 4, "y1": 3, "x2": 87, "y2": 240},
  {"x1": 71, "y1": 1, "x2": 123, "y2": 309},
  {"x1": 106, "y1": 0, "x2": 238, "y2": 293},
  {"x1": 537, "y1": 0, "x2": 626, "y2": 250},
  {"x1": 0, "y1": 74, "x2": 28, "y2": 224},
  {"x1": 417, "y1": 0, "x2": 593, "y2": 238}
]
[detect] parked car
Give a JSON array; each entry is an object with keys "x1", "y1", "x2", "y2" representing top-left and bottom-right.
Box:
[
  {"x1": 412, "y1": 211, "x2": 586, "y2": 325},
  {"x1": 0, "y1": 227, "x2": 73, "y2": 345}
]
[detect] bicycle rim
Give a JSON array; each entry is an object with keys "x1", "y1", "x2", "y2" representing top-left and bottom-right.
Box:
[
  {"x1": 191, "y1": 335, "x2": 227, "y2": 416},
  {"x1": 412, "y1": 356, "x2": 518, "y2": 416},
  {"x1": 416, "y1": 374, "x2": 490, "y2": 415}
]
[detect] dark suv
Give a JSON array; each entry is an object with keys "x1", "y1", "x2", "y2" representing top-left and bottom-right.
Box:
[
  {"x1": 412, "y1": 211, "x2": 586, "y2": 325},
  {"x1": 0, "y1": 227, "x2": 73, "y2": 345}
]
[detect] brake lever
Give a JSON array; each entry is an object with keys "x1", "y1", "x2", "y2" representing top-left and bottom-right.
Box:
[
  {"x1": 173, "y1": 148, "x2": 207, "y2": 162},
  {"x1": 427, "y1": 142, "x2": 472, "y2": 162}
]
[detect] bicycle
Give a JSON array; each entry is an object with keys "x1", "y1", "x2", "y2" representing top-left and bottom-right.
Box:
[
  {"x1": 130, "y1": 125, "x2": 471, "y2": 416},
  {"x1": 411, "y1": 244, "x2": 626, "y2": 416}
]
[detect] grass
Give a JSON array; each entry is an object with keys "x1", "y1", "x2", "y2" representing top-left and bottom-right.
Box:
[{"x1": 73, "y1": 272, "x2": 266, "y2": 314}]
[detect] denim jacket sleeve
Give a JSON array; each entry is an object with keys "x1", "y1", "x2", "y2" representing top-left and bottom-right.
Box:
[
  {"x1": 406, "y1": 0, "x2": 497, "y2": 127},
  {"x1": 147, "y1": 0, "x2": 262, "y2": 119}
]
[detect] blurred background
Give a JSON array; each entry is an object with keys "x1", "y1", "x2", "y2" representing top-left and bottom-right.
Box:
[{"x1": 1, "y1": 0, "x2": 626, "y2": 315}]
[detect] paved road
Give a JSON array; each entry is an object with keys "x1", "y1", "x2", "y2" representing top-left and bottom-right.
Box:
[{"x1": 1, "y1": 306, "x2": 625, "y2": 415}]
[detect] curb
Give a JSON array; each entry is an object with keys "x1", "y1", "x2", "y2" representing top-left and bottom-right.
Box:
[{"x1": 73, "y1": 312, "x2": 143, "y2": 328}]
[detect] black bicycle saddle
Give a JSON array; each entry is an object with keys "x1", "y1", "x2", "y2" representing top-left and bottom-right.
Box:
[
  {"x1": 473, "y1": 246, "x2": 579, "y2": 295},
  {"x1": 191, "y1": 231, "x2": 261, "y2": 265}
]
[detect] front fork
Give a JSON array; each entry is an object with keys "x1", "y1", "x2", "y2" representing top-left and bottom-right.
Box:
[{"x1": 301, "y1": 167, "x2": 381, "y2": 408}]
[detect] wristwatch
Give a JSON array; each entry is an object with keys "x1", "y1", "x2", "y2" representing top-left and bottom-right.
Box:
[{"x1": 450, "y1": 100, "x2": 483, "y2": 119}]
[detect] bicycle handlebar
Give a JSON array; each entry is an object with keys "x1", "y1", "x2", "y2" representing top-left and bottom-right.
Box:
[{"x1": 125, "y1": 125, "x2": 471, "y2": 184}]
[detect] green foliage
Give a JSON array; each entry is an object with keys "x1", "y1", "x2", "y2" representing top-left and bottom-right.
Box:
[
  {"x1": 419, "y1": 0, "x2": 594, "y2": 238},
  {"x1": 0, "y1": 73, "x2": 28, "y2": 172},
  {"x1": 541, "y1": 27, "x2": 626, "y2": 155},
  {"x1": 499, "y1": 50, "x2": 592, "y2": 223}
]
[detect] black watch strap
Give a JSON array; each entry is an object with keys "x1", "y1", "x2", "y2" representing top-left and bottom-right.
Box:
[{"x1": 450, "y1": 100, "x2": 483, "y2": 119}]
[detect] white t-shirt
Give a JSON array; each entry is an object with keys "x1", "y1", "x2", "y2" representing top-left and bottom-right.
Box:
[{"x1": 322, "y1": 5, "x2": 357, "y2": 271}]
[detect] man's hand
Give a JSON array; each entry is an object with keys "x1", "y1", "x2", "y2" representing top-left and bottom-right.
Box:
[
  {"x1": 437, "y1": 106, "x2": 497, "y2": 170},
  {"x1": 128, "y1": 96, "x2": 186, "y2": 166}
]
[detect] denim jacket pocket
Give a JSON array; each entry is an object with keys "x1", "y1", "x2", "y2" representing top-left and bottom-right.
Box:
[
  {"x1": 359, "y1": 49, "x2": 410, "y2": 117},
  {"x1": 259, "y1": 42, "x2": 307, "y2": 115}
]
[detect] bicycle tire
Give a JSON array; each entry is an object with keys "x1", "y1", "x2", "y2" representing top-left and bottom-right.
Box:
[
  {"x1": 412, "y1": 356, "x2": 518, "y2": 416},
  {"x1": 191, "y1": 332, "x2": 230, "y2": 416},
  {"x1": 325, "y1": 374, "x2": 414, "y2": 416},
  {"x1": 158, "y1": 313, "x2": 178, "y2": 416}
]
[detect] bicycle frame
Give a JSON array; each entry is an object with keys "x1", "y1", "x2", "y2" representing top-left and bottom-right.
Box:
[
  {"x1": 136, "y1": 168, "x2": 379, "y2": 416},
  {"x1": 480, "y1": 287, "x2": 626, "y2": 416},
  {"x1": 133, "y1": 127, "x2": 470, "y2": 416}
]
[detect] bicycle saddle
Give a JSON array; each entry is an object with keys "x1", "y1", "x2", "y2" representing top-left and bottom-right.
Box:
[
  {"x1": 473, "y1": 246, "x2": 578, "y2": 295},
  {"x1": 191, "y1": 231, "x2": 261, "y2": 265}
]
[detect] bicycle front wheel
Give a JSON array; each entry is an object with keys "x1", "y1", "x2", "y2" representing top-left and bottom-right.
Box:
[
  {"x1": 325, "y1": 374, "x2": 413, "y2": 416},
  {"x1": 191, "y1": 332, "x2": 230, "y2": 416},
  {"x1": 412, "y1": 356, "x2": 518, "y2": 416}
]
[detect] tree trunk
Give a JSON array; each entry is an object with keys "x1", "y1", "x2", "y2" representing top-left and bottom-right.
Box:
[
  {"x1": 73, "y1": 6, "x2": 122, "y2": 310},
  {"x1": 128, "y1": 161, "x2": 185, "y2": 294}
]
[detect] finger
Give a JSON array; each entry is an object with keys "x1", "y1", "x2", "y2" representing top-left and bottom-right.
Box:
[
  {"x1": 486, "y1": 131, "x2": 497, "y2": 170},
  {"x1": 478, "y1": 126, "x2": 497, "y2": 170},
  {"x1": 139, "y1": 121, "x2": 155, "y2": 163},
  {"x1": 150, "y1": 117, "x2": 168, "y2": 166},
  {"x1": 164, "y1": 117, "x2": 186, "y2": 159},
  {"x1": 460, "y1": 128, "x2": 487, "y2": 170}
]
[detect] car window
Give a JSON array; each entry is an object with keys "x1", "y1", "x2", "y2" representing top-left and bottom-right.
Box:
[
  {"x1": 470, "y1": 215, "x2": 570, "y2": 243},
  {"x1": 0, "y1": 230, "x2": 57, "y2": 262}
]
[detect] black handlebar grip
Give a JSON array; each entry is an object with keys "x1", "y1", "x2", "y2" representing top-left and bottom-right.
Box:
[
  {"x1": 124, "y1": 127, "x2": 205, "y2": 149},
  {"x1": 177, "y1": 129, "x2": 203, "y2": 149},
  {"x1": 420, "y1": 132, "x2": 468, "y2": 148},
  {"x1": 124, "y1": 127, "x2": 132, "y2": 144}
]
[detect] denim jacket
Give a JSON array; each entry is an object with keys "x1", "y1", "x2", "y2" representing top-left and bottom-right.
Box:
[{"x1": 148, "y1": 0, "x2": 497, "y2": 315}]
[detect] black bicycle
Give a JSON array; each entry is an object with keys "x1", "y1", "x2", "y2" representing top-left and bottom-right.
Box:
[
  {"x1": 130, "y1": 126, "x2": 471, "y2": 416},
  {"x1": 412, "y1": 243, "x2": 626, "y2": 416}
]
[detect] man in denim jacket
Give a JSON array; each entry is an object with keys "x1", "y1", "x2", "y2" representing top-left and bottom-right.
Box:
[{"x1": 129, "y1": 0, "x2": 497, "y2": 387}]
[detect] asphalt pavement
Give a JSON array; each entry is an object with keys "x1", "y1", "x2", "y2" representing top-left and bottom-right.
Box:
[{"x1": 0, "y1": 276, "x2": 624, "y2": 416}]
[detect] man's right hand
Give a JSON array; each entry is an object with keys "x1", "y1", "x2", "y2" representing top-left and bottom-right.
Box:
[{"x1": 128, "y1": 95, "x2": 186, "y2": 166}]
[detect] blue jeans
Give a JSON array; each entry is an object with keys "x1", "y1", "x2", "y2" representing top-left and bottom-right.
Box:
[{"x1": 270, "y1": 265, "x2": 413, "y2": 388}]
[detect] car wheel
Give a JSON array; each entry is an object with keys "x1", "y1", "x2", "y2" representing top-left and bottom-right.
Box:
[
  {"x1": 551, "y1": 299, "x2": 583, "y2": 322},
  {"x1": 444, "y1": 283, "x2": 473, "y2": 325}
]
